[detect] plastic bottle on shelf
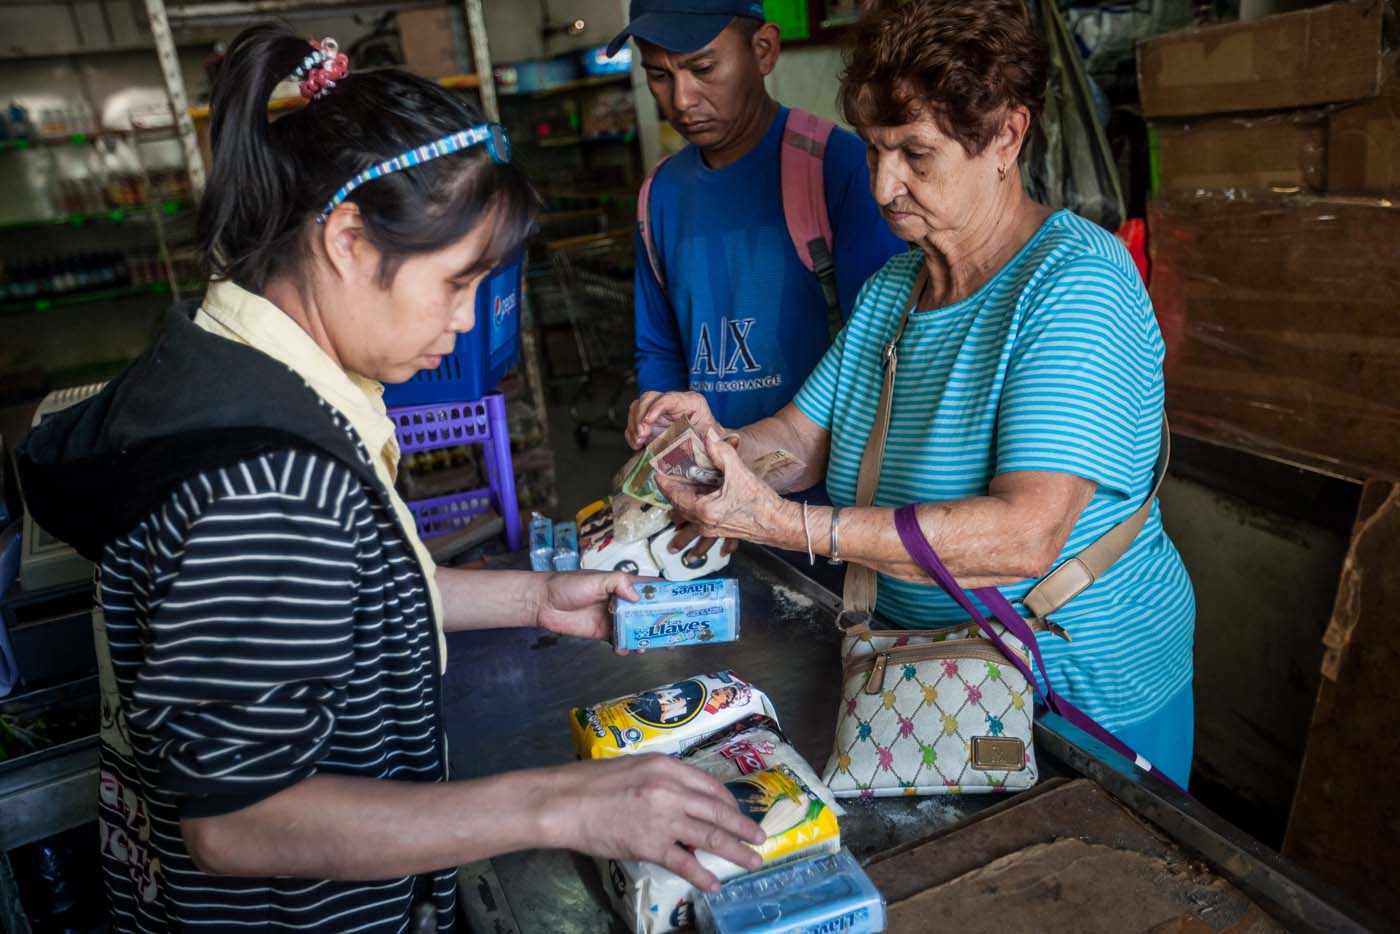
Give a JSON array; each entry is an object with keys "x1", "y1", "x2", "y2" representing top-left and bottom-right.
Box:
[
  {"x1": 114, "y1": 250, "x2": 132, "y2": 286},
  {"x1": 71, "y1": 99, "x2": 97, "y2": 136},
  {"x1": 7, "y1": 102, "x2": 32, "y2": 140},
  {"x1": 40, "y1": 107, "x2": 66, "y2": 140},
  {"x1": 102, "y1": 138, "x2": 145, "y2": 208}
]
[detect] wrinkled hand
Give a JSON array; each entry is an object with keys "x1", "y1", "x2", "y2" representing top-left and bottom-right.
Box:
[
  {"x1": 626, "y1": 391, "x2": 725, "y2": 450},
  {"x1": 655, "y1": 429, "x2": 787, "y2": 548},
  {"x1": 535, "y1": 571, "x2": 639, "y2": 654},
  {"x1": 546, "y1": 754, "x2": 765, "y2": 892}
]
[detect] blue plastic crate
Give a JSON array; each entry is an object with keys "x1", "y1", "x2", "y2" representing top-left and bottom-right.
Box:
[
  {"x1": 383, "y1": 254, "x2": 524, "y2": 407},
  {"x1": 580, "y1": 45, "x2": 632, "y2": 76},
  {"x1": 494, "y1": 55, "x2": 582, "y2": 95}
]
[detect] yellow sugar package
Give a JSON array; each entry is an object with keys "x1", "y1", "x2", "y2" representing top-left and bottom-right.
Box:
[
  {"x1": 679, "y1": 713, "x2": 844, "y2": 817},
  {"x1": 570, "y1": 671, "x2": 777, "y2": 760},
  {"x1": 599, "y1": 764, "x2": 841, "y2": 934}
]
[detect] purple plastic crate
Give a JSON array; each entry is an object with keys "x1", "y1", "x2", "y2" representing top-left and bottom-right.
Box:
[
  {"x1": 392, "y1": 399, "x2": 493, "y2": 454},
  {"x1": 407, "y1": 487, "x2": 496, "y2": 540},
  {"x1": 391, "y1": 393, "x2": 521, "y2": 550}
]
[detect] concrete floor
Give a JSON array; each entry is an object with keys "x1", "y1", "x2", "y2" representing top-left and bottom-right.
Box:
[{"x1": 543, "y1": 370, "x2": 636, "y2": 523}]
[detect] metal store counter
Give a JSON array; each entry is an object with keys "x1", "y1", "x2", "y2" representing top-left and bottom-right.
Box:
[
  {"x1": 445, "y1": 546, "x2": 1377, "y2": 933},
  {"x1": 0, "y1": 547, "x2": 1378, "y2": 931}
]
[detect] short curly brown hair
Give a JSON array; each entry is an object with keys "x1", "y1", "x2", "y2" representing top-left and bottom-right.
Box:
[{"x1": 840, "y1": 0, "x2": 1049, "y2": 156}]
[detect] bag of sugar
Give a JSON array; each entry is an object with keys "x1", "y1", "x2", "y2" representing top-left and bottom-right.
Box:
[{"x1": 569, "y1": 671, "x2": 776, "y2": 760}]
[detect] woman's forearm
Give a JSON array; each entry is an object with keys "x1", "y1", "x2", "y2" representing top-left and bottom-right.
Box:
[
  {"x1": 751, "y1": 499, "x2": 1031, "y2": 588},
  {"x1": 751, "y1": 472, "x2": 1094, "y2": 589},
  {"x1": 434, "y1": 568, "x2": 543, "y2": 632},
  {"x1": 182, "y1": 771, "x2": 550, "y2": 880},
  {"x1": 730, "y1": 404, "x2": 829, "y2": 493}
]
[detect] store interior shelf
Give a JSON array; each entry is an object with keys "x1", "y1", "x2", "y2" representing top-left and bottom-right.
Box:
[
  {"x1": 0, "y1": 200, "x2": 194, "y2": 233},
  {"x1": 0, "y1": 280, "x2": 199, "y2": 317},
  {"x1": 535, "y1": 185, "x2": 638, "y2": 203},
  {"x1": 0, "y1": 126, "x2": 180, "y2": 152},
  {"x1": 188, "y1": 72, "x2": 481, "y2": 120},
  {"x1": 501, "y1": 73, "x2": 630, "y2": 100},
  {"x1": 520, "y1": 132, "x2": 636, "y2": 149}
]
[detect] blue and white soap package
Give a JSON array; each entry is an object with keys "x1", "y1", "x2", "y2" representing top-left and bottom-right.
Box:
[
  {"x1": 694, "y1": 847, "x2": 885, "y2": 934},
  {"x1": 529, "y1": 513, "x2": 554, "y2": 572},
  {"x1": 553, "y1": 521, "x2": 580, "y2": 572},
  {"x1": 613, "y1": 579, "x2": 740, "y2": 650}
]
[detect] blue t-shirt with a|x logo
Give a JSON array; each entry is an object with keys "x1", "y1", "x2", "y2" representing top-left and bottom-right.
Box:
[{"x1": 634, "y1": 107, "x2": 903, "y2": 429}]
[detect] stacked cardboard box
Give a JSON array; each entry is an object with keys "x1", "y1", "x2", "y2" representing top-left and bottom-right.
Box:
[
  {"x1": 1138, "y1": 0, "x2": 1400, "y2": 477},
  {"x1": 1139, "y1": 0, "x2": 1391, "y2": 199}
]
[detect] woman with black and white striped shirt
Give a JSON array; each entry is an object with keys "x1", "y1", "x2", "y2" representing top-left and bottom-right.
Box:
[{"x1": 18, "y1": 23, "x2": 763, "y2": 933}]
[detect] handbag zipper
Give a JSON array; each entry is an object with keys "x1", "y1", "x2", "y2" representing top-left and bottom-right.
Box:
[{"x1": 846, "y1": 641, "x2": 1024, "y2": 695}]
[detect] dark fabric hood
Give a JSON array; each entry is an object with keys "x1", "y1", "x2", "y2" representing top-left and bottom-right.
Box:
[{"x1": 16, "y1": 303, "x2": 379, "y2": 561}]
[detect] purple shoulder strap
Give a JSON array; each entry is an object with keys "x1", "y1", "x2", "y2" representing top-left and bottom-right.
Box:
[{"x1": 892, "y1": 506, "x2": 1186, "y2": 794}]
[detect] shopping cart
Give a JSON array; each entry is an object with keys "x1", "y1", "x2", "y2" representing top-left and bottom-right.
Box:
[{"x1": 529, "y1": 229, "x2": 637, "y2": 447}]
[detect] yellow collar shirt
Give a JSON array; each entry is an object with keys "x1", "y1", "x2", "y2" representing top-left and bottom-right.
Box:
[{"x1": 195, "y1": 278, "x2": 448, "y2": 667}]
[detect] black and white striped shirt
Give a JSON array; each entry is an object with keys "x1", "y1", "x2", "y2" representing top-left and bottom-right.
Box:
[{"x1": 95, "y1": 432, "x2": 457, "y2": 931}]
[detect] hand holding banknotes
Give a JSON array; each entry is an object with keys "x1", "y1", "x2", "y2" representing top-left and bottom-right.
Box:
[
  {"x1": 655, "y1": 429, "x2": 788, "y2": 549},
  {"x1": 626, "y1": 391, "x2": 728, "y2": 451}
]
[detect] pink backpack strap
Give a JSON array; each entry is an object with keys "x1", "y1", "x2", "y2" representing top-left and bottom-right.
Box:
[
  {"x1": 781, "y1": 109, "x2": 842, "y2": 337},
  {"x1": 781, "y1": 109, "x2": 835, "y2": 272},
  {"x1": 637, "y1": 155, "x2": 674, "y2": 291}
]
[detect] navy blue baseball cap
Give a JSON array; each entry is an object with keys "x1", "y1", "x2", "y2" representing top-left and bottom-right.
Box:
[{"x1": 605, "y1": 0, "x2": 766, "y2": 57}]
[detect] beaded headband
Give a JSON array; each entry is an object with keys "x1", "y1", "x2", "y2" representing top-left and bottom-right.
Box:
[
  {"x1": 316, "y1": 124, "x2": 513, "y2": 224},
  {"x1": 291, "y1": 37, "x2": 349, "y2": 100}
]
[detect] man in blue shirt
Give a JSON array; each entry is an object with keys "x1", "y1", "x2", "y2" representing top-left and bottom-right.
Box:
[
  {"x1": 609, "y1": 0, "x2": 901, "y2": 428},
  {"x1": 609, "y1": 0, "x2": 902, "y2": 557}
]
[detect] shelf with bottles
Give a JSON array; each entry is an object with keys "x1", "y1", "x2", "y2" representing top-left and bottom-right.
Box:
[
  {"x1": 1, "y1": 100, "x2": 193, "y2": 229},
  {"x1": 499, "y1": 73, "x2": 632, "y2": 101},
  {"x1": 519, "y1": 131, "x2": 638, "y2": 149},
  {"x1": 185, "y1": 73, "x2": 482, "y2": 122},
  {"x1": 0, "y1": 199, "x2": 194, "y2": 234},
  {"x1": 0, "y1": 125, "x2": 181, "y2": 153},
  {"x1": 1, "y1": 99, "x2": 179, "y2": 146},
  {"x1": 0, "y1": 246, "x2": 199, "y2": 316}
]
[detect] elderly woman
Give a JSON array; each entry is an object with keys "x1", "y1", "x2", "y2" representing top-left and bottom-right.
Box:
[{"x1": 627, "y1": 0, "x2": 1195, "y2": 786}]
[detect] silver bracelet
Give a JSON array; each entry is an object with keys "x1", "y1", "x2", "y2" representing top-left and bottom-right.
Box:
[
  {"x1": 829, "y1": 507, "x2": 843, "y2": 565},
  {"x1": 802, "y1": 501, "x2": 815, "y2": 565}
]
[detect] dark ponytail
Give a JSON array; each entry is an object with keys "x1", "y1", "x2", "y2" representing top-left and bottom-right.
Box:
[{"x1": 196, "y1": 22, "x2": 537, "y2": 292}]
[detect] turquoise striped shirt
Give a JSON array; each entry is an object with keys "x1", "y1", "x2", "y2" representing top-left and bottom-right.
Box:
[{"x1": 795, "y1": 210, "x2": 1194, "y2": 729}]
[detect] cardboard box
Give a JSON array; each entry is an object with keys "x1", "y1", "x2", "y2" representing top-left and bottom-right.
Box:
[
  {"x1": 1328, "y1": 53, "x2": 1400, "y2": 197},
  {"x1": 397, "y1": 7, "x2": 470, "y2": 78},
  {"x1": 1148, "y1": 196, "x2": 1400, "y2": 479},
  {"x1": 1152, "y1": 115, "x2": 1326, "y2": 195},
  {"x1": 1138, "y1": 0, "x2": 1385, "y2": 118}
]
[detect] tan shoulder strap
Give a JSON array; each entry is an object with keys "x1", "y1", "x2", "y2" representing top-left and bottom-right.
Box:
[
  {"x1": 841, "y1": 265, "x2": 927, "y2": 623},
  {"x1": 840, "y1": 258, "x2": 1172, "y2": 625}
]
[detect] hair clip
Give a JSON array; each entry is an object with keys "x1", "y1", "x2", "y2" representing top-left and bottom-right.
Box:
[{"x1": 293, "y1": 37, "x2": 349, "y2": 100}]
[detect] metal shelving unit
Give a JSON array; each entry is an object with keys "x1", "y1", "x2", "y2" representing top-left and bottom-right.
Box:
[{"x1": 143, "y1": 0, "x2": 557, "y2": 517}]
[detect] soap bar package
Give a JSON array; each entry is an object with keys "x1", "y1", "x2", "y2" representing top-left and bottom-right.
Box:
[
  {"x1": 570, "y1": 670, "x2": 776, "y2": 760},
  {"x1": 695, "y1": 848, "x2": 884, "y2": 934},
  {"x1": 601, "y1": 765, "x2": 842, "y2": 934},
  {"x1": 552, "y1": 521, "x2": 579, "y2": 571},
  {"x1": 528, "y1": 513, "x2": 553, "y2": 572},
  {"x1": 613, "y1": 579, "x2": 740, "y2": 650}
]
